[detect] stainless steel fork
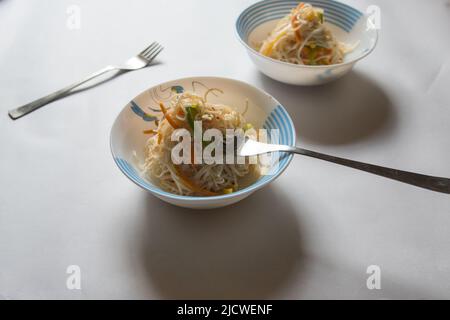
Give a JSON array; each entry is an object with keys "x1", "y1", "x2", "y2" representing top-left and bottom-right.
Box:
[
  {"x1": 8, "y1": 42, "x2": 163, "y2": 120},
  {"x1": 239, "y1": 138, "x2": 450, "y2": 194}
]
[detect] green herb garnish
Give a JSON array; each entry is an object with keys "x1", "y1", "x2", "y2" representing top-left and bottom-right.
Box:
[{"x1": 186, "y1": 104, "x2": 199, "y2": 130}]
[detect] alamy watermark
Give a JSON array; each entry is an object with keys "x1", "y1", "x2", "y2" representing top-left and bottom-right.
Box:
[
  {"x1": 169, "y1": 123, "x2": 280, "y2": 175},
  {"x1": 366, "y1": 265, "x2": 381, "y2": 290},
  {"x1": 366, "y1": 5, "x2": 381, "y2": 30},
  {"x1": 66, "y1": 265, "x2": 81, "y2": 290},
  {"x1": 66, "y1": 5, "x2": 81, "y2": 30}
]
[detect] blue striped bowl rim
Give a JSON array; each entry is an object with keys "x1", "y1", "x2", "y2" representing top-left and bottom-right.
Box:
[
  {"x1": 236, "y1": 0, "x2": 376, "y2": 69},
  {"x1": 238, "y1": 0, "x2": 362, "y2": 36},
  {"x1": 111, "y1": 81, "x2": 296, "y2": 202}
]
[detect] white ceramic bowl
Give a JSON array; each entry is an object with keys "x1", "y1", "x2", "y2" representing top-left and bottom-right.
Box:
[
  {"x1": 110, "y1": 77, "x2": 296, "y2": 209},
  {"x1": 236, "y1": 0, "x2": 378, "y2": 86}
]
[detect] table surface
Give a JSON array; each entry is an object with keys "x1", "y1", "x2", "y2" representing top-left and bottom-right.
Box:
[{"x1": 1, "y1": 0, "x2": 450, "y2": 299}]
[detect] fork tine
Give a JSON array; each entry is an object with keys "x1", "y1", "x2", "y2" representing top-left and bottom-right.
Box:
[
  {"x1": 141, "y1": 44, "x2": 161, "y2": 61},
  {"x1": 142, "y1": 43, "x2": 162, "y2": 60},
  {"x1": 140, "y1": 43, "x2": 157, "y2": 56},
  {"x1": 145, "y1": 45, "x2": 164, "y2": 63},
  {"x1": 140, "y1": 42, "x2": 158, "y2": 56}
]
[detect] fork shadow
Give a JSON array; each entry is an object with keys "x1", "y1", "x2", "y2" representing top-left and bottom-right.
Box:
[
  {"x1": 257, "y1": 71, "x2": 396, "y2": 145},
  {"x1": 136, "y1": 187, "x2": 305, "y2": 299}
]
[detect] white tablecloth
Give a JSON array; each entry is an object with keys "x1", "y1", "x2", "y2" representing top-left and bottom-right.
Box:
[{"x1": 1, "y1": 0, "x2": 449, "y2": 299}]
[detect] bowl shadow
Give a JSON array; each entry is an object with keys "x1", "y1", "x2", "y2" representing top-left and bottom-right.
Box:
[
  {"x1": 137, "y1": 187, "x2": 305, "y2": 299},
  {"x1": 257, "y1": 71, "x2": 396, "y2": 145}
]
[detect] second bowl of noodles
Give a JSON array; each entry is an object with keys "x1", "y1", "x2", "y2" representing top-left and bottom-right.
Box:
[{"x1": 236, "y1": 0, "x2": 378, "y2": 85}]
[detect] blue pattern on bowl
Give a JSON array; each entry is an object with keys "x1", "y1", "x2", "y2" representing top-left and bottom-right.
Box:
[{"x1": 236, "y1": 0, "x2": 364, "y2": 41}]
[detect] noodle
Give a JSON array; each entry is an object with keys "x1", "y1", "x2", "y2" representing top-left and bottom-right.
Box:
[
  {"x1": 142, "y1": 92, "x2": 260, "y2": 196},
  {"x1": 258, "y1": 2, "x2": 355, "y2": 65}
]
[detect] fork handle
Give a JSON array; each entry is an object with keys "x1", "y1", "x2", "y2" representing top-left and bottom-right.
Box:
[
  {"x1": 8, "y1": 66, "x2": 117, "y2": 120},
  {"x1": 291, "y1": 147, "x2": 450, "y2": 194}
]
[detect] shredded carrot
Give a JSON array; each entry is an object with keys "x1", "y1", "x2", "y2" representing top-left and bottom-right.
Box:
[
  {"x1": 296, "y1": 2, "x2": 305, "y2": 10},
  {"x1": 295, "y1": 29, "x2": 302, "y2": 43},
  {"x1": 174, "y1": 166, "x2": 218, "y2": 196},
  {"x1": 177, "y1": 108, "x2": 185, "y2": 117},
  {"x1": 159, "y1": 102, "x2": 179, "y2": 129},
  {"x1": 292, "y1": 3, "x2": 304, "y2": 42},
  {"x1": 158, "y1": 132, "x2": 163, "y2": 144},
  {"x1": 291, "y1": 15, "x2": 302, "y2": 42},
  {"x1": 143, "y1": 129, "x2": 157, "y2": 135}
]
